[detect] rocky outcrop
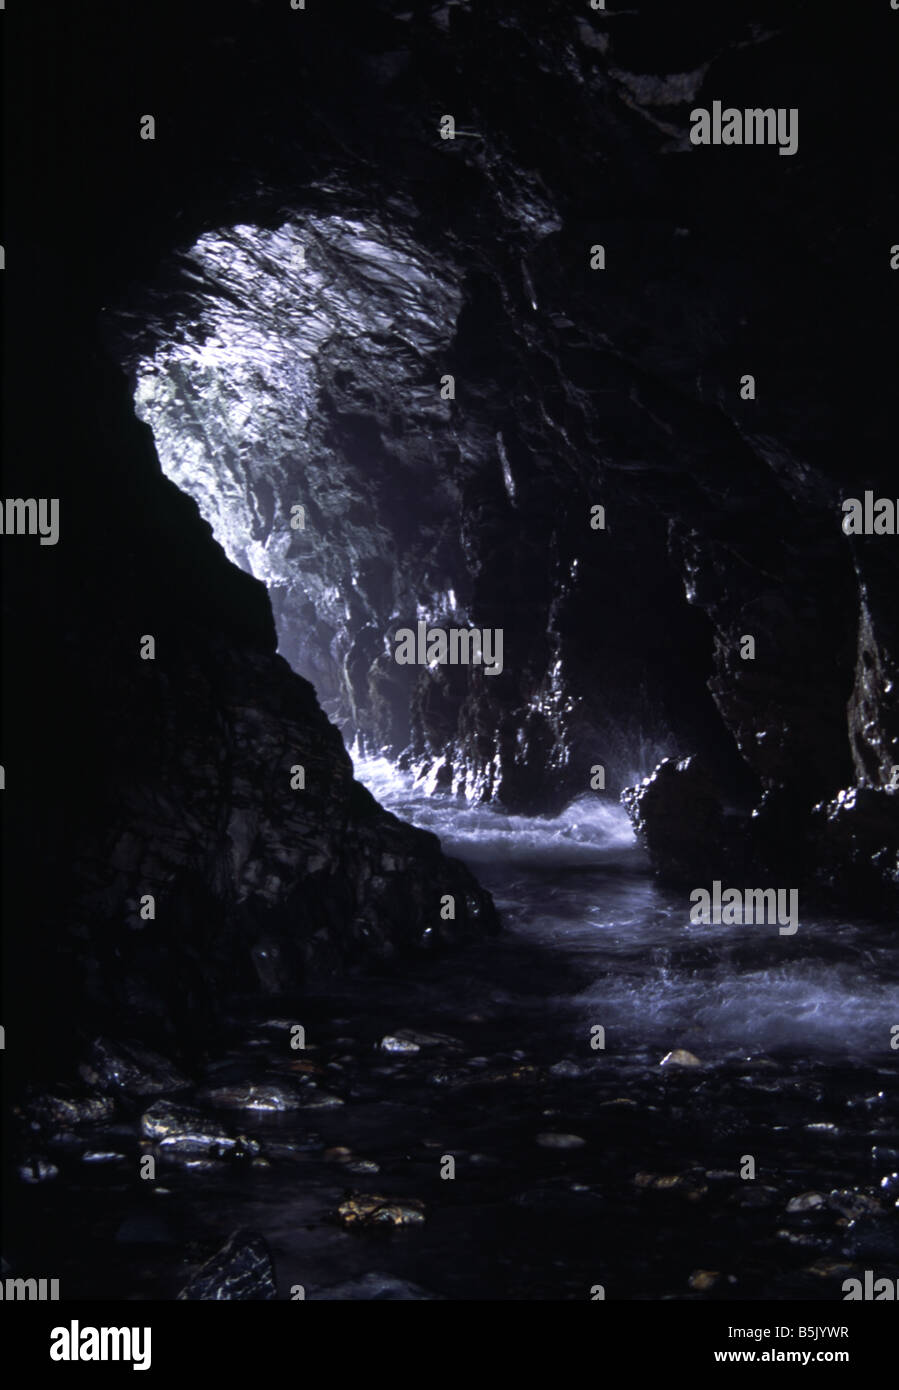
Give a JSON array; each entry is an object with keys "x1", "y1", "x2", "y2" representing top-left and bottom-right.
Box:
[
  {"x1": 621, "y1": 755, "x2": 749, "y2": 884},
  {"x1": 808, "y1": 787, "x2": 899, "y2": 910}
]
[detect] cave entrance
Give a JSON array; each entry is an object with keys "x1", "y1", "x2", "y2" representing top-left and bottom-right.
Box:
[
  {"x1": 117, "y1": 210, "x2": 733, "y2": 815},
  {"x1": 121, "y1": 212, "x2": 467, "y2": 761}
]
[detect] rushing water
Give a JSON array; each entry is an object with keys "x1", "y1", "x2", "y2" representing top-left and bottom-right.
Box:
[
  {"x1": 356, "y1": 755, "x2": 899, "y2": 1067},
  {"x1": 14, "y1": 757, "x2": 899, "y2": 1301}
]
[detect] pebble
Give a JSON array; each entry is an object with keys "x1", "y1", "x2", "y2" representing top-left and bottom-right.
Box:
[
  {"x1": 536, "y1": 1133, "x2": 586, "y2": 1149},
  {"x1": 379, "y1": 1035, "x2": 421, "y2": 1055},
  {"x1": 549, "y1": 1060, "x2": 585, "y2": 1079},
  {"x1": 786, "y1": 1191, "x2": 827, "y2": 1213},
  {"x1": 337, "y1": 1194, "x2": 427, "y2": 1229},
  {"x1": 660, "y1": 1049, "x2": 702, "y2": 1069},
  {"x1": 141, "y1": 1101, "x2": 231, "y2": 1147}
]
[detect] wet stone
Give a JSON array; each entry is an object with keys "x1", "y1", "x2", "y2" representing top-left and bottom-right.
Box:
[
  {"x1": 379, "y1": 1035, "x2": 421, "y2": 1055},
  {"x1": 29, "y1": 1093, "x2": 116, "y2": 1128},
  {"x1": 197, "y1": 1081, "x2": 305, "y2": 1112},
  {"x1": 660, "y1": 1050, "x2": 703, "y2": 1069},
  {"x1": 18, "y1": 1157, "x2": 59, "y2": 1184},
  {"x1": 786, "y1": 1191, "x2": 827, "y2": 1213},
  {"x1": 178, "y1": 1229, "x2": 277, "y2": 1301},
  {"x1": 536, "y1": 1133, "x2": 586, "y2": 1149},
  {"x1": 79, "y1": 1038, "x2": 191, "y2": 1097},
  {"x1": 337, "y1": 1194, "x2": 427, "y2": 1229},
  {"x1": 140, "y1": 1100, "x2": 259, "y2": 1159}
]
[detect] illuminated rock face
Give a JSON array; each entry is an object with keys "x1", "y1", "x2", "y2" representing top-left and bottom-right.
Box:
[{"x1": 129, "y1": 215, "x2": 465, "y2": 725}]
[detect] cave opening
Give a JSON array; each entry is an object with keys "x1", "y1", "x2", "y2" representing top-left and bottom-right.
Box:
[{"x1": 116, "y1": 208, "x2": 738, "y2": 818}]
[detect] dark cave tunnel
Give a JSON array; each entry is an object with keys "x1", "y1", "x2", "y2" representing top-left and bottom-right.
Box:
[{"x1": 3, "y1": 0, "x2": 899, "y2": 1311}]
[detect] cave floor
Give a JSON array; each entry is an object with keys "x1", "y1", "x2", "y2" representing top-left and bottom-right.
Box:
[{"x1": 12, "y1": 852, "x2": 899, "y2": 1301}]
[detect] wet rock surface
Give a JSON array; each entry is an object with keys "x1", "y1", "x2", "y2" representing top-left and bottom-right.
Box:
[
  {"x1": 622, "y1": 756, "x2": 747, "y2": 884},
  {"x1": 177, "y1": 1230, "x2": 277, "y2": 1301},
  {"x1": 809, "y1": 787, "x2": 899, "y2": 911}
]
